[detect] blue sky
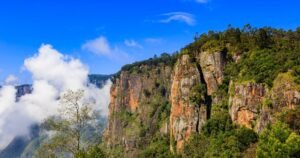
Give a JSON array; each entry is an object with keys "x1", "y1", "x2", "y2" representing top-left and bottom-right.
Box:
[{"x1": 0, "y1": 0, "x2": 299, "y2": 84}]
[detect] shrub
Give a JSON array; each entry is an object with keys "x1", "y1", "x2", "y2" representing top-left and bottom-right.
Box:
[{"x1": 256, "y1": 121, "x2": 300, "y2": 158}]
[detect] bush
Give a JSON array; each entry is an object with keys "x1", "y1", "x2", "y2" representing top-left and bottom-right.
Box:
[
  {"x1": 256, "y1": 121, "x2": 300, "y2": 158},
  {"x1": 203, "y1": 110, "x2": 233, "y2": 136},
  {"x1": 282, "y1": 107, "x2": 300, "y2": 134},
  {"x1": 183, "y1": 134, "x2": 209, "y2": 158},
  {"x1": 138, "y1": 137, "x2": 174, "y2": 158},
  {"x1": 75, "y1": 145, "x2": 107, "y2": 158},
  {"x1": 189, "y1": 84, "x2": 207, "y2": 105}
]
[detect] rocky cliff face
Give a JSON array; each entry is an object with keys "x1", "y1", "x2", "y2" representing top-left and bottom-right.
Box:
[
  {"x1": 104, "y1": 63, "x2": 173, "y2": 157},
  {"x1": 229, "y1": 72, "x2": 300, "y2": 132},
  {"x1": 104, "y1": 48, "x2": 299, "y2": 156},
  {"x1": 104, "y1": 51, "x2": 227, "y2": 155},
  {"x1": 271, "y1": 72, "x2": 300, "y2": 110},
  {"x1": 170, "y1": 54, "x2": 205, "y2": 152},
  {"x1": 229, "y1": 82, "x2": 268, "y2": 129},
  {"x1": 169, "y1": 51, "x2": 226, "y2": 152},
  {"x1": 15, "y1": 85, "x2": 33, "y2": 100},
  {"x1": 198, "y1": 51, "x2": 226, "y2": 95}
]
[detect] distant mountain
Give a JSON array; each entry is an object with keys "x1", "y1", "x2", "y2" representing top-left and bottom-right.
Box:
[
  {"x1": 15, "y1": 84, "x2": 32, "y2": 100},
  {"x1": 0, "y1": 74, "x2": 112, "y2": 99},
  {"x1": 88, "y1": 74, "x2": 112, "y2": 88},
  {"x1": 0, "y1": 136, "x2": 30, "y2": 158},
  {"x1": 0, "y1": 124, "x2": 39, "y2": 158}
]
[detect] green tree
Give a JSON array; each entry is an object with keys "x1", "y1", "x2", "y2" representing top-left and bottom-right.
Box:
[
  {"x1": 37, "y1": 90, "x2": 95, "y2": 157},
  {"x1": 282, "y1": 106, "x2": 300, "y2": 134},
  {"x1": 183, "y1": 134, "x2": 209, "y2": 158},
  {"x1": 75, "y1": 145, "x2": 107, "y2": 158},
  {"x1": 257, "y1": 121, "x2": 300, "y2": 158},
  {"x1": 190, "y1": 84, "x2": 207, "y2": 105}
]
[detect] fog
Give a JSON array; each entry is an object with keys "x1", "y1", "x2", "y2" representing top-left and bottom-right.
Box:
[{"x1": 0, "y1": 44, "x2": 111, "y2": 149}]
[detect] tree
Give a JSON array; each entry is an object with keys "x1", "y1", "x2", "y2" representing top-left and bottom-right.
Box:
[
  {"x1": 256, "y1": 121, "x2": 300, "y2": 158},
  {"x1": 189, "y1": 84, "x2": 207, "y2": 105},
  {"x1": 282, "y1": 106, "x2": 300, "y2": 134},
  {"x1": 183, "y1": 134, "x2": 209, "y2": 158},
  {"x1": 75, "y1": 145, "x2": 107, "y2": 158},
  {"x1": 38, "y1": 90, "x2": 95, "y2": 157},
  {"x1": 255, "y1": 28, "x2": 273, "y2": 49}
]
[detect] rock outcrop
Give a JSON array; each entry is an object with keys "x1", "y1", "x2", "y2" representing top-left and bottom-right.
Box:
[
  {"x1": 229, "y1": 82, "x2": 268, "y2": 129},
  {"x1": 198, "y1": 51, "x2": 226, "y2": 95},
  {"x1": 104, "y1": 64, "x2": 173, "y2": 157},
  {"x1": 104, "y1": 51, "x2": 228, "y2": 155},
  {"x1": 15, "y1": 85, "x2": 33, "y2": 99},
  {"x1": 104, "y1": 48, "x2": 300, "y2": 156},
  {"x1": 271, "y1": 72, "x2": 300, "y2": 110},
  {"x1": 170, "y1": 54, "x2": 207, "y2": 152},
  {"x1": 229, "y1": 72, "x2": 300, "y2": 132}
]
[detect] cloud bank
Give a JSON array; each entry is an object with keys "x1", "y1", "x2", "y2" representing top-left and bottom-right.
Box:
[{"x1": 0, "y1": 44, "x2": 111, "y2": 149}]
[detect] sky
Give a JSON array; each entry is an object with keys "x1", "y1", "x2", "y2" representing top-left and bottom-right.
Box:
[{"x1": 0, "y1": 0, "x2": 299, "y2": 84}]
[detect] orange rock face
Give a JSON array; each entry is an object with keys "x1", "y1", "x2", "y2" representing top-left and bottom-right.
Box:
[
  {"x1": 236, "y1": 108, "x2": 256, "y2": 128},
  {"x1": 170, "y1": 54, "x2": 207, "y2": 152},
  {"x1": 229, "y1": 82, "x2": 267, "y2": 129},
  {"x1": 104, "y1": 64, "x2": 173, "y2": 157},
  {"x1": 229, "y1": 73, "x2": 300, "y2": 132}
]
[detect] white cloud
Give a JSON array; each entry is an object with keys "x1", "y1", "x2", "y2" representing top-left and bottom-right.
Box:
[
  {"x1": 0, "y1": 44, "x2": 111, "y2": 149},
  {"x1": 0, "y1": 86, "x2": 16, "y2": 115},
  {"x1": 124, "y1": 39, "x2": 142, "y2": 48},
  {"x1": 82, "y1": 36, "x2": 132, "y2": 62},
  {"x1": 5, "y1": 75, "x2": 18, "y2": 85},
  {"x1": 82, "y1": 36, "x2": 111, "y2": 56},
  {"x1": 160, "y1": 12, "x2": 196, "y2": 26},
  {"x1": 24, "y1": 44, "x2": 88, "y2": 91}
]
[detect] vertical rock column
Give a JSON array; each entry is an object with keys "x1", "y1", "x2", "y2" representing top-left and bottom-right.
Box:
[{"x1": 170, "y1": 54, "x2": 206, "y2": 152}]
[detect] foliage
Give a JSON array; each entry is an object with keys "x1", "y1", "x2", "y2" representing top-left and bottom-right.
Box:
[
  {"x1": 117, "y1": 52, "x2": 178, "y2": 77},
  {"x1": 37, "y1": 90, "x2": 97, "y2": 157},
  {"x1": 186, "y1": 24, "x2": 300, "y2": 87},
  {"x1": 183, "y1": 134, "x2": 209, "y2": 158},
  {"x1": 183, "y1": 102, "x2": 258, "y2": 158},
  {"x1": 292, "y1": 66, "x2": 300, "y2": 84},
  {"x1": 256, "y1": 121, "x2": 300, "y2": 158},
  {"x1": 201, "y1": 39, "x2": 226, "y2": 52},
  {"x1": 138, "y1": 136, "x2": 175, "y2": 158},
  {"x1": 189, "y1": 84, "x2": 207, "y2": 105},
  {"x1": 203, "y1": 108, "x2": 234, "y2": 136},
  {"x1": 281, "y1": 106, "x2": 300, "y2": 134},
  {"x1": 75, "y1": 145, "x2": 107, "y2": 158}
]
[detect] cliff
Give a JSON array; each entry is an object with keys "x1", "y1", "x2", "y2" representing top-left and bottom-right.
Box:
[
  {"x1": 104, "y1": 50, "x2": 227, "y2": 155},
  {"x1": 170, "y1": 54, "x2": 204, "y2": 152},
  {"x1": 229, "y1": 72, "x2": 300, "y2": 132},
  {"x1": 104, "y1": 26, "x2": 300, "y2": 157},
  {"x1": 103, "y1": 58, "x2": 174, "y2": 157}
]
